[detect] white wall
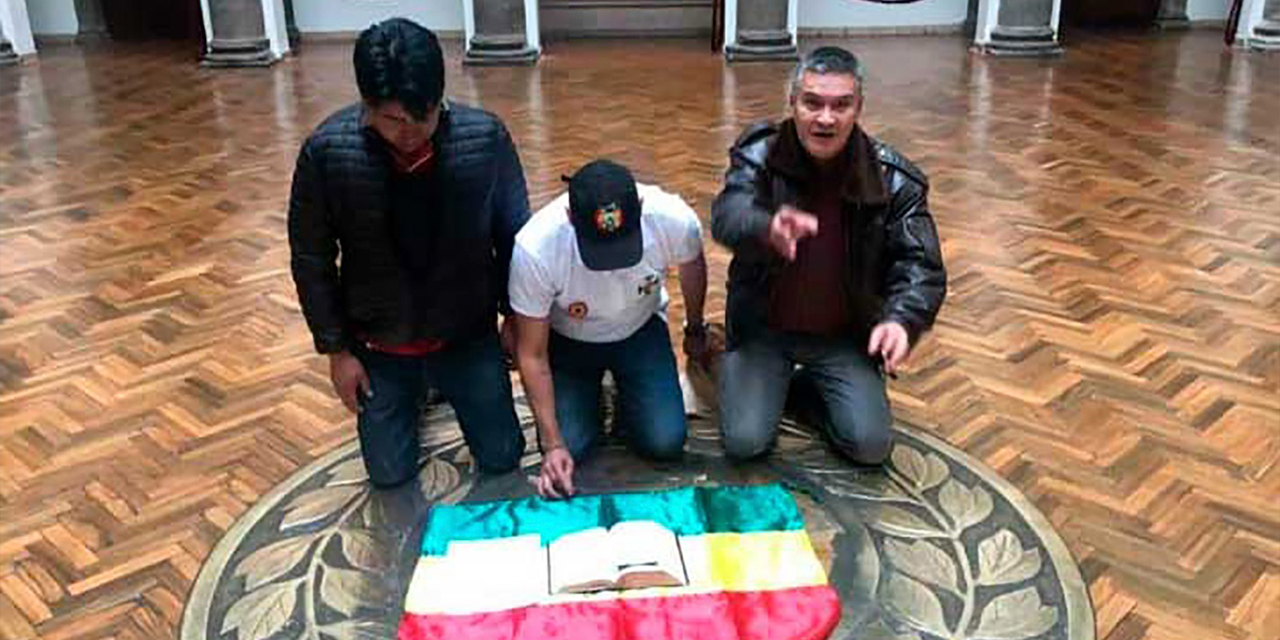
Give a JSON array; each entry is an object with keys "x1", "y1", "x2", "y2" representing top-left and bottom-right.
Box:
[
  {"x1": 27, "y1": 0, "x2": 78, "y2": 35},
  {"x1": 0, "y1": 0, "x2": 36, "y2": 53},
  {"x1": 1186, "y1": 0, "x2": 1229, "y2": 21},
  {"x1": 799, "y1": 0, "x2": 969, "y2": 28},
  {"x1": 293, "y1": 0, "x2": 463, "y2": 34},
  {"x1": 290, "y1": 0, "x2": 1230, "y2": 37}
]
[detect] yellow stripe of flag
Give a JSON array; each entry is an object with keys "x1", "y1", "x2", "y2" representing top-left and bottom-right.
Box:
[{"x1": 404, "y1": 530, "x2": 827, "y2": 617}]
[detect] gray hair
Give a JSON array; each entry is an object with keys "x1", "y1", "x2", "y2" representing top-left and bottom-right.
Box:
[{"x1": 789, "y1": 46, "x2": 866, "y2": 99}]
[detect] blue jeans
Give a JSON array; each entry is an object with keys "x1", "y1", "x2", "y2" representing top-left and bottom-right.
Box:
[
  {"x1": 549, "y1": 316, "x2": 687, "y2": 461},
  {"x1": 718, "y1": 329, "x2": 892, "y2": 464},
  {"x1": 354, "y1": 331, "x2": 525, "y2": 487}
]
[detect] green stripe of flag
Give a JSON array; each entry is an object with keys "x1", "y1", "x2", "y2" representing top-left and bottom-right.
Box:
[{"x1": 421, "y1": 484, "x2": 804, "y2": 556}]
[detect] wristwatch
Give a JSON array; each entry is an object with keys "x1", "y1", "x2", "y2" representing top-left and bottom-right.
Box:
[{"x1": 683, "y1": 320, "x2": 707, "y2": 337}]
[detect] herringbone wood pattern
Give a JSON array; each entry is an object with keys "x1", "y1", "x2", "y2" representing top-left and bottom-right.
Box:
[{"x1": 0, "y1": 31, "x2": 1277, "y2": 639}]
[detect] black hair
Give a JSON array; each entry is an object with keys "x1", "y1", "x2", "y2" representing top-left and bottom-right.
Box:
[{"x1": 353, "y1": 18, "x2": 445, "y2": 121}]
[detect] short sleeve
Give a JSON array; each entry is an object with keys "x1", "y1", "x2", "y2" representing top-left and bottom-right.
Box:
[
  {"x1": 662, "y1": 195, "x2": 704, "y2": 265},
  {"x1": 508, "y1": 243, "x2": 556, "y2": 319}
]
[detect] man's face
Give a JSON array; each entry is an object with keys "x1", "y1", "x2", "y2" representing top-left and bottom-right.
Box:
[
  {"x1": 366, "y1": 101, "x2": 440, "y2": 156},
  {"x1": 790, "y1": 71, "x2": 862, "y2": 163}
]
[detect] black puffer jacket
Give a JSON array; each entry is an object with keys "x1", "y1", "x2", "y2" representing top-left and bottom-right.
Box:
[
  {"x1": 711, "y1": 120, "x2": 946, "y2": 348},
  {"x1": 288, "y1": 102, "x2": 529, "y2": 354}
]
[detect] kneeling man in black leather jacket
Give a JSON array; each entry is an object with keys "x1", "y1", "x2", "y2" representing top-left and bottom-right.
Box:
[{"x1": 711, "y1": 46, "x2": 946, "y2": 465}]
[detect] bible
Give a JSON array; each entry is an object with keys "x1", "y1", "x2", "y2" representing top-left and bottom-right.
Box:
[{"x1": 548, "y1": 520, "x2": 688, "y2": 594}]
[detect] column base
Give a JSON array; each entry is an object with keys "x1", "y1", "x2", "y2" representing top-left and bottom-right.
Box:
[
  {"x1": 725, "y1": 29, "x2": 798, "y2": 63},
  {"x1": 202, "y1": 38, "x2": 277, "y2": 68},
  {"x1": 1154, "y1": 16, "x2": 1191, "y2": 30},
  {"x1": 463, "y1": 34, "x2": 538, "y2": 66},
  {"x1": 1240, "y1": 38, "x2": 1280, "y2": 50},
  {"x1": 1238, "y1": 21, "x2": 1280, "y2": 49},
  {"x1": 980, "y1": 26, "x2": 1063, "y2": 56},
  {"x1": 0, "y1": 40, "x2": 18, "y2": 66},
  {"x1": 75, "y1": 28, "x2": 111, "y2": 44}
]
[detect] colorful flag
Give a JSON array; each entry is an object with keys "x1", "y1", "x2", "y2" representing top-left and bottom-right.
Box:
[{"x1": 399, "y1": 484, "x2": 841, "y2": 640}]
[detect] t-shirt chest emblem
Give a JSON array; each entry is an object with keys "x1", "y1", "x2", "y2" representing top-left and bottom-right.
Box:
[
  {"x1": 637, "y1": 274, "x2": 660, "y2": 296},
  {"x1": 567, "y1": 301, "x2": 589, "y2": 319}
]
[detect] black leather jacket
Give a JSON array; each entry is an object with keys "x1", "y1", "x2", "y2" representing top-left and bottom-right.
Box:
[
  {"x1": 288, "y1": 102, "x2": 529, "y2": 354},
  {"x1": 711, "y1": 120, "x2": 946, "y2": 348}
]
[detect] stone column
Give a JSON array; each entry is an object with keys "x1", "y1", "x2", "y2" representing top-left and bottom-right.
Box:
[
  {"x1": 201, "y1": 0, "x2": 285, "y2": 67},
  {"x1": 463, "y1": 0, "x2": 539, "y2": 66},
  {"x1": 0, "y1": 20, "x2": 16, "y2": 66},
  {"x1": 1237, "y1": 0, "x2": 1280, "y2": 49},
  {"x1": 1155, "y1": 0, "x2": 1190, "y2": 29},
  {"x1": 73, "y1": 0, "x2": 108, "y2": 41},
  {"x1": 725, "y1": 0, "x2": 797, "y2": 62},
  {"x1": 0, "y1": 0, "x2": 34, "y2": 63},
  {"x1": 973, "y1": 0, "x2": 1063, "y2": 56}
]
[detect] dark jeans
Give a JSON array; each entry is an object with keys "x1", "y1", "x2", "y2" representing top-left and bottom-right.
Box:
[
  {"x1": 354, "y1": 331, "x2": 525, "y2": 487},
  {"x1": 719, "y1": 328, "x2": 892, "y2": 464},
  {"x1": 549, "y1": 316, "x2": 687, "y2": 461}
]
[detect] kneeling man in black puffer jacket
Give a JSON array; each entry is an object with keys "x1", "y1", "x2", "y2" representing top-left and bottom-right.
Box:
[{"x1": 288, "y1": 18, "x2": 527, "y2": 487}]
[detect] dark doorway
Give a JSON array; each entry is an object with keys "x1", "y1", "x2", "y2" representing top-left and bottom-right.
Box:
[
  {"x1": 1062, "y1": 0, "x2": 1162, "y2": 29},
  {"x1": 100, "y1": 0, "x2": 204, "y2": 41},
  {"x1": 539, "y1": 0, "x2": 716, "y2": 39}
]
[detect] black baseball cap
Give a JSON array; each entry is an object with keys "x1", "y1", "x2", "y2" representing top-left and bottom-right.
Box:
[{"x1": 565, "y1": 160, "x2": 643, "y2": 271}]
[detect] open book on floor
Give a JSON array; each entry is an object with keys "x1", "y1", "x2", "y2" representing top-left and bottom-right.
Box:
[{"x1": 548, "y1": 520, "x2": 688, "y2": 594}]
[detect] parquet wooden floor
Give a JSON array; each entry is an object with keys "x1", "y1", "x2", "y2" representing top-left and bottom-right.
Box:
[{"x1": 1, "y1": 30, "x2": 1277, "y2": 640}]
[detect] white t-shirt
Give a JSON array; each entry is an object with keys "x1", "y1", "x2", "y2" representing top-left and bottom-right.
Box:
[{"x1": 509, "y1": 184, "x2": 703, "y2": 343}]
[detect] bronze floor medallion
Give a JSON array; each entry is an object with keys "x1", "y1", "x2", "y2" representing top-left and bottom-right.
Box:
[{"x1": 181, "y1": 397, "x2": 1092, "y2": 640}]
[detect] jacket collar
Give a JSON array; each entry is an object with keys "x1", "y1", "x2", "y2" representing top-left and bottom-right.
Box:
[
  {"x1": 359, "y1": 100, "x2": 454, "y2": 162},
  {"x1": 765, "y1": 118, "x2": 889, "y2": 207}
]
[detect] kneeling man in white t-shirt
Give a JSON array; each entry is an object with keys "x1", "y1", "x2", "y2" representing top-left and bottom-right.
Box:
[{"x1": 511, "y1": 160, "x2": 709, "y2": 499}]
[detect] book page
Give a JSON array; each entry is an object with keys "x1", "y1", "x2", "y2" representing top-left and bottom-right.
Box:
[
  {"x1": 608, "y1": 521, "x2": 687, "y2": 589},
  {"x1": 548, "y1": 528, "x2": 615, "y2": 594},
  {"x1": 436, "y1": 534, "x2": 547, "y2": 612}
]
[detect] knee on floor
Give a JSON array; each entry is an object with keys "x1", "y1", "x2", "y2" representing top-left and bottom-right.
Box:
[
  {"x1": 829, "y1": 418, "x2": 893, "y2": 466},
  {"x1": 366, "y1": 461, "x2": 419, "y2": 489},
  {"x1": 634, "y1": 427, "x2": 687, "y2": 461},
  {"x1": 721, "y1": 430, "x2": 775, "y2": 460},
  {"x1": 472, "y1": 434, "x2": 527, "y2": 475}
]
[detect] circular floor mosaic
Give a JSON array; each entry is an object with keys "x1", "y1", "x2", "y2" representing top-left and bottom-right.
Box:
[{"x1": 181, "y1": 397, "x2": 1092, "y2": 640}]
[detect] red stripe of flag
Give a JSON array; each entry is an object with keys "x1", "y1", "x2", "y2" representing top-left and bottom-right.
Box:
[{"x1": 399, "y1": 585, "x2": 841, "y2": 640}]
